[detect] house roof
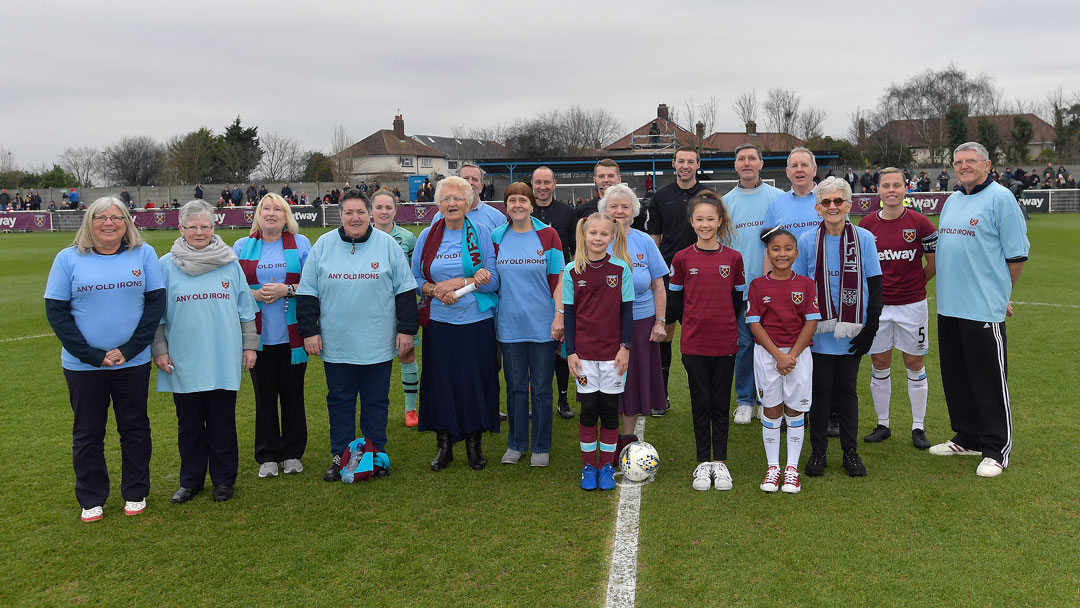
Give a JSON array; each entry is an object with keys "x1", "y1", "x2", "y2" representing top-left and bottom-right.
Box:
[
  {"x1": 872, "y1": 113, "x2": 1055, "y2": 147},
  {"x1": 411, "y1": 135, "x2": 507, "y2": 159},
  {"x1": 703, "y1": 131, "x2": 805, "y2": 151},
  {"x1": 605, "y1": 118, "x2": 698, "y2": 150},
  {"x1": 343, "y1": 130, "x2": 445, "y2": 158}
]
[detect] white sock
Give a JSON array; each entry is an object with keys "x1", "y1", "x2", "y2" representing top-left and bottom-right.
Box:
[
  {"x1": 762, "y1": 414, "x2": 781, "y2": 467},
  {"x1": 785, "y1": 413, "x2": 805, "y2": 468},
  {"x1": 907, "y1": 367, "x2": 928, "y2": 430},
  {"x1": 870, "y1": 367, "x2": 891, "y2": 427}
]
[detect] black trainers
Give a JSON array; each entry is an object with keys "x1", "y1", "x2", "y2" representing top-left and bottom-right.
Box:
[
  {"x1": 827, "y1": 419, "x2": 841, "y2": 438},
  {"x1": 842, "y1": 450, "x2": 867, "y2": 477},
  {"x1": 863, "y1": 424, "x2": 892, "y2": 443},
  {"x1": 323, "y1": 455, "x2": 341, "y2": 482},
  {"x1": 806, "y1": 449, "x2": 827, "y2": 477},
  {"x1": 556, "y1": 396, "x2": 574, "y2": 420},
  {"x1": 911, "y1": 428, "x2": 931, "y2": 449}
]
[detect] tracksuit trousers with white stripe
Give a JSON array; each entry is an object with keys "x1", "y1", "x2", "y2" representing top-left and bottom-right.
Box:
[{"x1": 937, "y1": 315, "x2": 1012, "y2": 466}]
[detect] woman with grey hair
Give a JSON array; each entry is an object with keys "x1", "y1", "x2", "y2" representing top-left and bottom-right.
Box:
[
  {"x1": 45, "y1": 197, "x2": 166, "y2": 522},
  {"x1": 154, "y1": 199, "x2": 259, "y2": 503},
  {"x1": 598, "y1": 183, "x2": 668, "y2": 451},
  {"x1": 792, "y1": 176, "x2": 883, "y2": 478}
]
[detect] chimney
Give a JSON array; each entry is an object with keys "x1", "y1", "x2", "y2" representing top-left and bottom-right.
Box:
[
  {"x1": 746, "y1": 120, "x2": 757, "y2": 136},
  {"x1": 657, "y1": 104, "x2": 669, "y2": 121},
  {"x1": 393, "y1": 114, "x2": 405, "y2": 140},
  {"x1": 695, "y1": 121, "x2": 705, "y2": 140},
  {"x1": 857, "y1": 118, "x2": 866, "y2": 143}
]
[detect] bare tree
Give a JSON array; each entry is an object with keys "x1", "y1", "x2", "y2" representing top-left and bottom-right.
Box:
[
  {"x1": 102, "y1": 136, "x2": 166, "y2": 186},
  {"x1": 848, "y1": 107, "x2": 869, "y2": 143},
  {"x1": 762, "y1": 88, "x2": 802, "y2": 148},
  {"x1": 731, "y1": 90, "x2": 758, "y2": 126},
  {"x1": 562, "y1": 106, "x2": 623, "y2": 154},
  {"x1": 58, "y1": 147, "x2": 99, "y2": 187},
  {"x1": 797, "y1": 107, "x2": 827, "y2": 141},
  {"x1": 329, "y1": 125, "x2": 353, "y2": 183},
  {"x1": 0, "y1": 147, "x2": 16, "y2": 173},
  {"x1": 668, "y1": 96, "x2": 722, "y2": 148},
  {"x1": 257, "y1": 132, "x2": 304, "y2": 181}
]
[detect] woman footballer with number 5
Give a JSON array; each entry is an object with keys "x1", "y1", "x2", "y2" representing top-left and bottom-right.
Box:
[
  {"x1": 746, "y1": 227, "x2": 820, "y2": 494},
  {"x1": 562, "y1": 213, "x2": 634, "y2": 492}
]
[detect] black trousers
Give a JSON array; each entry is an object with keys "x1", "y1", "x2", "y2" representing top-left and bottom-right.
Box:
[
  {"x1": 682, "y1": 354, "x2": 735, "y2": 461},
  {"x1": 938, "y1": 315, "x2": 1012, "y2": 465},
  {"x1": 173, "y1": 390, "x2": 238, "y2": 489},
  {"x1": 63, "y1": 363, "x2": 152, "y2": 508},
  {"x1": 809, "y1": 353, "x2": 861, "y2": 454},
  {"x1": 250, "y1": 343, "x2": 308, "y2": 464}
]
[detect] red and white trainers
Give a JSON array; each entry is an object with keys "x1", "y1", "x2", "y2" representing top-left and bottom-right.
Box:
[
  {"x1": 124, "y1": 499, "x2": 146, "y2": 516},
  {"x1": 405, "y1": 410, "x2": 418, "y2": 428},
  {"x1": 760, "y1": 465, "x2": 781, "y2": 493},
  {"x1": 80, "y1": 506, "x2": 103, "y2": 522},
  {"x1": 781, "y1": 466, "x2": 801, "y2": 494},
  {"x1": 976, "y1": 457, "x2": 1004, "y2": 478}
]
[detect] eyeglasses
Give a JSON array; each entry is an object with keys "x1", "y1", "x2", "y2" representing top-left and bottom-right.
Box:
[
  {"x1": 182, "y1": 225, "x2": 214, "y2": 233},
  {"x1": 92, "y1": 215, "x2": 125, "y2": 224},
  {"x1": 953, "y1": 158, "x2": 985, "y2": 167},
  {"x1": 440, "y1": 195, "x2": 467, "y2": 203},
  {"x1": 819, "y1": 198, "x2": 849, "y2": 208}
]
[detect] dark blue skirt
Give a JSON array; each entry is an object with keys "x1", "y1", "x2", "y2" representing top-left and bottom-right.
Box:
[{"x1": 418, "y1": 318, "x2": 500, "y2": 439}]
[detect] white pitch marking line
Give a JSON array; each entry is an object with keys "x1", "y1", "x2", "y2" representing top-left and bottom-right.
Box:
[
  {"x1": 606, "y1": 415, "x2": 646, "y2": 608},
  {"x1": 0, "y1": 333, "x2": 52, "y2": 343},
  {"x1": 1010, "y1": 300, "x2": 1080, "y2": 310}
]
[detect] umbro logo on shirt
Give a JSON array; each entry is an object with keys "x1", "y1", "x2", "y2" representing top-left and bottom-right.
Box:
[
  {"x1": 689, "y1": 268, "x2": 699, "y2": 275},
  {"x1": 578, "y1": 279, "x2": 587, "y2": 287},
  {"x1": 762, "y1": 296, "x2": 772, "y2": 303}
]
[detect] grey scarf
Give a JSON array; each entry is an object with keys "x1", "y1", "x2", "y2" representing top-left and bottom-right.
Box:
[{"x1": 170, "y1": 234, "x2": 237, "y2": 276}]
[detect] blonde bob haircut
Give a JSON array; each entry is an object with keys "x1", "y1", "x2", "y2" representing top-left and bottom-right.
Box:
[
  {"x1": 571, "y1": 212, "x2": 631, "y2": 274},
  {"x1": 250, "y1": 193, "x2": 300, "y2": 236},
  {"x1": 73, "y1": 197, "x2": 143, "y2": 254}
]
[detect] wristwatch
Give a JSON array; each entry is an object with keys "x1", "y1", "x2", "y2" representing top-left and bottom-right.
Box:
[{"x1": 620, "y1": 341, "x2": 632, "y2": 351}]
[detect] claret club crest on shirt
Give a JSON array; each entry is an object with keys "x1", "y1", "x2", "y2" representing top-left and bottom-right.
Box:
[{"x1": 371, "y1": 262, "x2": 379, "y2": 270}]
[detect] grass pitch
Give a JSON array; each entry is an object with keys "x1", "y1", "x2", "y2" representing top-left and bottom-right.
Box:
[{"x1": 1, "y1": 216, "x2": 1078, "y2": 607}]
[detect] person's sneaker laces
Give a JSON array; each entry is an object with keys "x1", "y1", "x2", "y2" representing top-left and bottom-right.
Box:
[
  {"x1": 781, "y1": 466, "x2": 801, "y2": 494},
  {"x1": 282, "y1": 459, "x2": 303, "y2": 474},
  {"x1": 928, "y1": 440, "x2": 980, "y2": 456},
  {"x1": 842, "y1": 450, "x2": 867, "y2": 477},
  {"x1": 597, "y1": 464, "x2": 616, "y2": 491},
  {"x1": 123, "y1": 499, "x2": 146, "y2": 516},
  {"x1": 733, "y1": 404, "x2": 753, "y2": 425},
  {"x1": 806, "y1": 449, "x2": 827, "y2": 477},
  {"x1": 81, "y1": 506, "x2": 103, "y2": 522},
  {"x1": 976, "y1": 457, "x2": 1004, "y2": 478},
  {"x1": 580, "y1": 464, "x2": 598, "y2": 491},
  {"x1": 760, "y1": 466, "x2": 781, "y2": 493},
  {"x1": 863, "y1": 424, "x2": 892, "y2": 442},
  {"x1": 911, "y1": 429, "x2": 931, "y2": 450},
  {"x1": 258, "y1": 462, "x2": 279, "y2": 478},
  {"x1": 692, "y1": 462, "x2": 712, "y2": 491},
  {"x1": 712, "y1": 462, "x2": 733, "y2": 491}
]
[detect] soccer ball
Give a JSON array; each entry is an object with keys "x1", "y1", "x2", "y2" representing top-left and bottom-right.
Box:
[{"x1": 619, "y1": 441, "x2": 659, "y2": 482}]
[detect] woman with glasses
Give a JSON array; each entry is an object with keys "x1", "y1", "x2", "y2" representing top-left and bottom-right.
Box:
[
  {"x1": 45, "y1": 197, "x2": 166, "y2": 522},
  {"x1": 296, "y1": 190, "x2": 418, "y2": 482},
  {"x1": 413, "y1": 176, "x2": 500, "y2": 471},
  {"x1": 792, "y1": 177, "x2": 882, "y2": 479},
  {"x1": 153, "y1": 200, "x2": 258, "y2": 504}
]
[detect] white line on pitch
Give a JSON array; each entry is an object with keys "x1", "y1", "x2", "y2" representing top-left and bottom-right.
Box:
[
  {"x1": 0, "y1": 333, "x2": 52, "y2": 343},
  {"x1": 605, "y1": 415, "x2": 646, "y2": 608},
  {"x1": 1010, "y1": 300, "x2": 1080, "y2": 310}
]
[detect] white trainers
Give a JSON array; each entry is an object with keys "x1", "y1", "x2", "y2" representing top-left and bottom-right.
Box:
[
  {"x1": 124, "y1": 499, "x2": 146, "y2": 516},
  {"x1": 733, "y1": 405, "x2": 753, "y2": 425},
  {"x1": 928, "y1": 440, "x2": 981, "y2": 456},
  {"x1": 81, "y1": 506, "x2": 103, "y2": 522},
  {"x1": 712, "y1": 462, "x2": 733, "y2": 490},
  {"x1": 760, "y1": 465, "x2": 781, "y2": 493},
  {"x1": 282, "y1": 459, "x2": 303, "y2": 474},
  {"x1": 781, "y1": 466, "x2": 801, "y2": 494},
  {"x1": 976, "y1": 457, "x2": 1004, "y2": 478},
  {"x1": 258, "y1": 462, "x2": 280, "y2": 478},
  {"x1": 692, "y1": 462, "x2": 713, "y2": 491}
]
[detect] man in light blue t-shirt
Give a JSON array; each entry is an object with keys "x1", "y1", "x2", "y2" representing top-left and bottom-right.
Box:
[
  {"x1": 429, "y1": 164, "x2": 507, "y2": 233},
  {"x1": 764, "y1": 147, "x2": 820, "y2": 242},
  {"x1": 930, "y1": 141, "x2": 1029, "y2": 478},
  {"x1": 723, "y1": 143, "x2": 784, "y2": 424}
]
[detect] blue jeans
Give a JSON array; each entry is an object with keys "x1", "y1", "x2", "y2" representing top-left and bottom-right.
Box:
[
  {"x1": 735, "y1": 303, "x2": 757, "y2": 406},
  {"x1": 323, "y1": 361, "x2": 392, "y2": 455},
  {"x1": 501, "y1": 341, "x2": 556, "y2": 453}
]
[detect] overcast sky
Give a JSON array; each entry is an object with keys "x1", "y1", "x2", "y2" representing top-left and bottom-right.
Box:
[{"x1": 4, "y1": 0, "x2": 1080, "y2": 168}]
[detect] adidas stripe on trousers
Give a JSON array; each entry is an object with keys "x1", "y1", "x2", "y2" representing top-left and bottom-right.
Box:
[{"x1": 937, "y1": 315, "x2": 1012, "y2": 466}]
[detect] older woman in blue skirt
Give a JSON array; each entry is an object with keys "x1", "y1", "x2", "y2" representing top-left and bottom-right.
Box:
[{"x1": 413, "y1": 176, "x2": 501, "y2": 471}]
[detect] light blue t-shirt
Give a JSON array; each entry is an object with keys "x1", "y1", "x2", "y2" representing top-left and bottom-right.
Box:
[
  {"x1": 430, "y1": 202, "x2": 507, "y2": 234},
  {"x1": 232, "y1": 234, "x2": 311, "y2": 345},
  {"x1": 156, "y1": 256, "x2": 257, "y2": 393},
  {"x1": 611, "y1": 228, "x2": 668, "y2": 320},
  {"x1": 794, "y1": 227, "x2": 882, "y2": 355},
  {"x1": 412, "y1": 224, "x2": 500, "y2": 325},
  {"x1": 765, "y1": 189, "x2": 821, "y2": 240},
  {"x1": 298, "y1": 229, "x2": 417, "y2": 364},
  {"x1": 724, "y1": 182, "x2": 784, "y2": 297},
  {"x1": 936, "y1": 181, "x2": 1029, "y2": 323},
  {"x1": 44, "y1": 244, "x2": 165, "y2": 371},
  {"x1": 493, "y1": 227, "x2": 558, "y2": 343}
]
